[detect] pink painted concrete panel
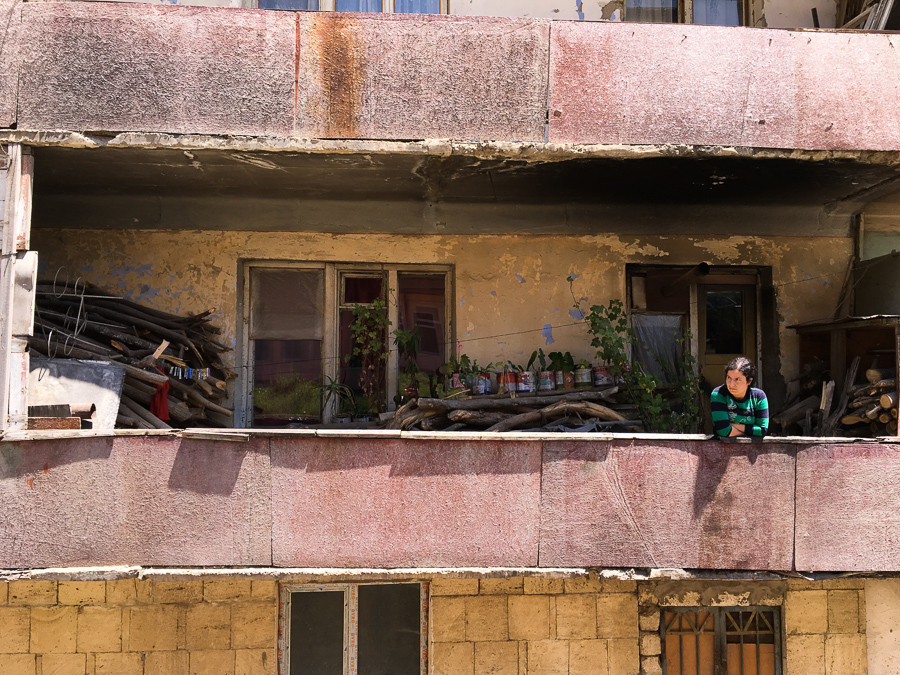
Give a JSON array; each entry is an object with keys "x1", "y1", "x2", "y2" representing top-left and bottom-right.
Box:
[
  {"x1": 17, "y1": 3, "x2": 295, "y2": 136},
  {"x1": 796, "y1": 444, "x2": 900, "y2": 572},
  {"x1": 271, "y1": 437, "x2": 542, "y2": 567},
  {"x1": 549, "y1": 22, "x2": 900, "y2": 151},
  {"x1": 0, "y1": 0, "x2": 19, "y2": 127},
  {"x1": 539, "y1": 440, "x2": 796, "y2": 569},
  {"x1": 295, "y1": 13, "x2": 549, "y2": 141},
  {"x1": 0, "y1": 437, "x2": 272, "y2": 567}
]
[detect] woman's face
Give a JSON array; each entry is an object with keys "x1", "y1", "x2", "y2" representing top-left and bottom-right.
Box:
[{"x1": 725, "y1": 369, "x2": 751, "y2": 399}]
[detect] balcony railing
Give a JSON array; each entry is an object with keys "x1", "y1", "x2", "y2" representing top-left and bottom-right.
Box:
[{"x1": 1, "y1": 431, "x2": 897, "y2": 572}]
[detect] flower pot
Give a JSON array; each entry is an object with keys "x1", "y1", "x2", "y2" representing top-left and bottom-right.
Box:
[
  {"x1": 574, "y1": 366, "x2": 592, "y2": 388},
  {"x1": 593, "y1": 365, "x2": 614, "y2": 386},
  {"x1": 497, "y1": 371, "x2": 517, "y2": 394},
  {"x1": 473, "y1": 372, "x2": 492, "y2": 395},
  {"x1": 538, "y1": 371, "x2": 556, "y2": 391},
  {"x1": 516, "y1": 371, "x2": 536, "y2": 393}
]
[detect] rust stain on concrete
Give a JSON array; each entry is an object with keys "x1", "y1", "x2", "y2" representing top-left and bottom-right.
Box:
[{"x1": 314, "y1": 14, "x2": 364, "y2": 139}]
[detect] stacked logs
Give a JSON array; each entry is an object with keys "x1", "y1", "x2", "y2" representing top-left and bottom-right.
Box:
[
  {"x1": 838, "y1": 368, "x2": 898, "y2": 436},
  {"x1": 387, "y1": 387, "x2": 642, "y2": 432},
  {"x1": 30, "y1": 281, "x2": 233, "y2": 429}
]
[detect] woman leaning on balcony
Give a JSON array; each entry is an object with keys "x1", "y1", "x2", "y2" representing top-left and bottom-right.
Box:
[{"x1": 710, "y1": 356, "x2": 769, "y2": 438}]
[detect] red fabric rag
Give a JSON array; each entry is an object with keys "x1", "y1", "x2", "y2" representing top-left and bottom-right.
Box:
[{"x1": 150, "y1": 370, "x2": 170, "y2": 421}]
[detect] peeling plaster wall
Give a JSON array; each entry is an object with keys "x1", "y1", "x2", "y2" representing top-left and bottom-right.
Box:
[{"x1": 32, "y1": 228, "x2": 848, "y2": 393}]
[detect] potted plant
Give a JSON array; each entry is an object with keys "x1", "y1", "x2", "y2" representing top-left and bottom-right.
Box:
[
  {"x1": 441, "y1": 353, "x2": 471, "y2": 392},
  {"x1": 528, "y1": 348, "x2": 555, "y2": 391},
  {"x1": 470, "y1": 360, "x2": 494, "y2": 395},
  {"x1": 548, "y1": 351, "x2": 576, "y2": 389},
  {"x1": 320, "y1": 375, "x2": 355, "y2": 423},
  {"x1": 393, "y1": 327, "x2": 422, "y2": 402},
  {"x1": 574, "y1": 357, "x2": 593, "y2": 388},
  {"x1": 346, "y1": 297, "x2": 391, "y2": 415},
  {"x1": 496, "y1": 360, "x2": 519, "y2": 395}
]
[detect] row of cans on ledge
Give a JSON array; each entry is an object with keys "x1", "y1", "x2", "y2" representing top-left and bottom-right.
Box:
[{"x1": 451, "y1": 366, "x2": 615, "y2": 395}]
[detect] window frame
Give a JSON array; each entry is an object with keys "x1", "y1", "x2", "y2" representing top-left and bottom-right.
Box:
[
  {"x1": 238, "y1": 260, "x2": 452, "y2": 426},
  {"x1": 660, "y1": 605, "x2": 783, "y2": 675},
  {"x1": 278, "y1": 582, "x2": 429, "y2": 675},
  {"x1": 253, "y1": 0, "x2": 448, "y2": 13}
]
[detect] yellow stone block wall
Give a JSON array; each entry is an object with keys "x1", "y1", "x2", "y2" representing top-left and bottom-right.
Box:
[
  {"x1": 0, "y1": 574, "x2": 871, "y2": 675},
  {"x1": 784, "y1": 579, "x2": 867, "y2": 675},
  {"x1": 429, "y1": 575, "x2": 640, "y2": 675},
  {"x1": 0, "y1": 578, "x2": 277, "y2": 675}
]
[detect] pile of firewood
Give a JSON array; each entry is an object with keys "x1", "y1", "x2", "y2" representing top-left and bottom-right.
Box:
[
  {"x1": 30, "y1": 281, "x2": 233, "y2": 429},
  {"x1": 386, "y1": 387, "x2": 642, "y2": 432},
  {"x1": 838, "y1": 367, "x2": 898, "y2": 436},
  {"x1": 774, "y1": 358, "x2": 898, "y2": 437}
]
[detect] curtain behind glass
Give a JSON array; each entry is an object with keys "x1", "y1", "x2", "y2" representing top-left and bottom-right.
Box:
[
  {"x1": 395, "y1": 0, "x2": 440, "y2": 13},
  {"x1": 258, "y1": 0, "x2": 318, "y2": 9},
  {"x1": 694, "y1": 0, "x2": 741, "y2": 25},
  {"x1": 632, "y1": 313, "x2": 684, "y2": 385},
  {"x1": 625, "y1": 0, "x2": 677, "y2": 22},
  {"x1": 337, "y1": 0, "x2": 382, "y2": 10}
]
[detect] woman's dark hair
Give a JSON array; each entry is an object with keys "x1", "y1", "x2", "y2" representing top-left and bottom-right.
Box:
[{"x1": 725, "y1": 356, "x2": 756, "y2": 384}]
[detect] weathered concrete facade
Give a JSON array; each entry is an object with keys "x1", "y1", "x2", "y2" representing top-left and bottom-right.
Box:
[
  {"x1": 5, "y1": 7, "x2": 900, "y2": 148},
  {"x1": 3, "y1": 4, "x2": 900, "y2": 675}
]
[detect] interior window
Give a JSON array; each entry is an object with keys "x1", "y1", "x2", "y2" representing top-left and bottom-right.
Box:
[
  {"x1": 258, "y1": 0, "x2": 318, "y2": 9},
  {"x1": 336, "y1": 0, "x2": 382, "y2": 11},
  {"x1": 625, "y1": 0, "x2": 678, "y2": 23},
  {"x1": 397, "y1": 273, "x2": 446, "y2": 398},
  {"x1": 395, "y1": 0, "x2": 440, "y2": 13},
  {"x1": 249, "y1": 268, "x2": 324, "y2": 425}
]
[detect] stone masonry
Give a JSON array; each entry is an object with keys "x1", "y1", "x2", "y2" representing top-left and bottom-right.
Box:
[
  {"x1": 0, "y1": 578, "x2": 277, "y2": 675},
  {"x1": 0, "y1": 574, "x2": 871, "y2": 674},
  {"x1": 430, "y1": 574, "x2": 640, "y2": 675}
]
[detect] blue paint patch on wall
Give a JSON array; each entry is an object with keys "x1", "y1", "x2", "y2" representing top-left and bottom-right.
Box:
[
  {"x1": 515, "y1": 274, "x2": 525, "y2": 283},
  {"x1": 542, "y1": 324, "x2": 555, "y2": 345},
  {"x1": 575, "y1": 0, "x2": 585, "y2": 20},
  {"x1": 570, "y1": 309, "x2": 586, "y2": 321},
  {"x1": 460, "y1": 298, "x2": 466, "y2": 307},
  {"x1": 491, "y1": 291, "x2": 497, "y2": 297}
]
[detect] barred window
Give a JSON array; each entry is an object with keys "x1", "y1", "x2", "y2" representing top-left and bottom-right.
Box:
[{"x1": 661, "y1": 607, "x2": 781, "y2": 675}]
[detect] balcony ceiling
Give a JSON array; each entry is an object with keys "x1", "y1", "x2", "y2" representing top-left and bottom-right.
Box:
[{"x1": 32, "y1": 145, "x2": 899, "y2": 211}]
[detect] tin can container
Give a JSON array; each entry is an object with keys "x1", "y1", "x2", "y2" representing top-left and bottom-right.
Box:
[
  {"x1": 574, "y1": 366, "x2": 592, "y2": 388},
  {"x1": 516, "y1": 371, "x2": 536, "y2": 393},
  {"x1": 497, "y1": 371, "x2": 517, "y2": 394},
  {"x1": 473, "y1": 372, "x2": 492, "y2": 395},
  {"x1": 538, "y1": 371, "x2": 556, "y2": 391},
  {"x1": 593, "y1": 365, "x2": 613, "y2": 386}
]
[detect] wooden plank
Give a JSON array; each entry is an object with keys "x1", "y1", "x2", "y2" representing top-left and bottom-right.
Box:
[
  {"x1": 831, "y1": 329, "x2": 847, "y2": 394},
  {"x1": 27, "y1": 417, "x2": 81, "y2": 430},
  {"x1": 0, "y1": 145, "x2": 35, "y2": 431}
]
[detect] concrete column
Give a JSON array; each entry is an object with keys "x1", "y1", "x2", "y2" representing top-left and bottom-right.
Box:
[{"x1": 0, "y1": 143, "x2": 36, "y2": 430}]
